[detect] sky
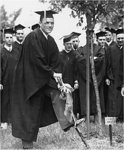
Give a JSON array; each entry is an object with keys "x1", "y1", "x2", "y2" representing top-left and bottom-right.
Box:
[{"x1": 1, "y1": 0, "x2": 87, "y2": 49}]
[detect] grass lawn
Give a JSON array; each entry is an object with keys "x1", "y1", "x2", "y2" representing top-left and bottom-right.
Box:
[{"x1": 0, "y1": 121, "x2": 124, "y2": 149}]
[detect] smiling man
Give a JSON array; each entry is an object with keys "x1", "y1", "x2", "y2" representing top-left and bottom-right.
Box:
[
  {"x1": 11, "y1": 9, "x2": 74, "y2": 149},
  {"x1": 13, "y1": 24, "x2": 25, "y2": 61},
  {"x1": 1, "y1": 28, "x2": 15, "y2": 130}
]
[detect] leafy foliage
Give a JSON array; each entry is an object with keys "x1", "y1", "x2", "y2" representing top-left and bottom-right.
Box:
[
  {"x1": 50, "y1": 0, "x2": 124, "y2": 29},
  {"x1": 0, "y1": 5, "x2": 22, "y2": 29},
  {"x1": 0, "y1": 5, "x2": 9, "y2": 29}
]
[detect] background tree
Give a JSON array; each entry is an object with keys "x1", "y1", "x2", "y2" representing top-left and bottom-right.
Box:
[
  {"x1": 0, "y1": 5, "x2": 22, "y2": 29},
  {"x1": 50, "y1": 0, "x2": 124, "y2": 29},
  {"x1": 0, "y1": 5, "x2": 22, "y2": 43}
]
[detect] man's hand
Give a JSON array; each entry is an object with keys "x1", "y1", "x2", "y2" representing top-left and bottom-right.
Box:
[
  {"x1": 105, "y1": 79, "x2": 110, "y2": 86},
  {"x1": 121, "y1": 87, "x2": 124, "y2": 97},
  {"x1": 0, "y1": 84, "x2": 3, "y2": 90},
  {"x1": 53, "y1": 72, "x2": 62, "y2": 83},
  {"x1": 74, "y1": 80, "x2": 79, "y2": 89}
]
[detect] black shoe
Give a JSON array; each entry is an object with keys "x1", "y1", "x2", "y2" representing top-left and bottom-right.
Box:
[{"x1": 22, "y1": 139, "x2": 33, "y2": 149}]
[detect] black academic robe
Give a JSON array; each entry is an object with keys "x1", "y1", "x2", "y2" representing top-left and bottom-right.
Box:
[
  {"x1": 105, "y1": 41, "x2": 117, "y2": 48},
  {"x1": 117, "y1": 46, "x2": 124, "y2": 120},
  {"x1": 59, "y1": 50, "x2": 83, "y2": 115},
  {"x1": 105, "y1": 44, "x2": 123, "y2": 117},
  {"x1": 12, "y1": 41, "x2": 23, "y2": 62},
  {"x1": 59, "y1": 50, "x2": 77, "y2": 87},
  {"x1": 76, "y1": 44, "x2": 106, "y2": 117},
  {"x1": 0, "y1": 46, "x2": 1, "y2": 121},
  {"x1": 11, "y1": 28, "x2": 60, "y2": 141},
  {"x1": 1, "y1": 45, "x2": 17, "y2": 122},
  {"x1": 116, "y1": 45, "x2": 124, "y2": 89}
]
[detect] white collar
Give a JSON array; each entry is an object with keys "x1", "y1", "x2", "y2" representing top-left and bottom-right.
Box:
[
  {"x1": 106, "y1": 40, "x2": 112, "y2": 46},
  {"x1": 15, "y1": 40, "x2": 23, "y2": 44},
  {"x1": 4, "y1": 44, "x2": 12, "y2": 52},
  {"x1": 40, "y1": 29, "x2": 48, "y2": 39},
  {"x1": 64, "y1": 49, "x2": 71, "y2": 53}
]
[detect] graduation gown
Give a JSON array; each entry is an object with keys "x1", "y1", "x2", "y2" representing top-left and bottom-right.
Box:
[
  {"x1": 59, "y1": 50, "x2": 83, "y2": 115},
  {"x1": 116, "y1": 45, "x2": 124, "y2": 89},
  {"x1": 12, "y1": 41, "x2": 23, "y2": 62},
  {"x1": 105, "y1": 41, "x2": 117, "y2": 48},
  {"x1": 76, "y1": 44, "x2": 106, "y2": 116},
  {"x1": 105, "y1": 44, "x2": 123, "y2": 117},
  {"x1": 117, "y1": 45, "x2": 124, "y2": 119},
  {"x1": 11, "y1": 28, "x2": 61, "y2": 141},
  {"x1": 59, "y1": 50, "x2": 77, "y2": 87},
  {"x1": 1, "y1": 45, "x2": 17, "y2": 122}
]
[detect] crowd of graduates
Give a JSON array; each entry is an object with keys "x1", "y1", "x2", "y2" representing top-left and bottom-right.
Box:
[
  {"x1": 1, "y1": 23, "x2": 123, "y2": 127},
  {"x1": 59, "y1": 28, "x2": 124, "y2": 122},
  {"x1": 0, "y1": 10, "x2": 123, "y2": 148}
]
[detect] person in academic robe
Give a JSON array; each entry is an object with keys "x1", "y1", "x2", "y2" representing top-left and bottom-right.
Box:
[
  {"x1": 12, "y1": 24, "x2": 25, "y2": 62},
  {"x1": 1, "y1": 28, "x2": 16, "y2": 129},
  {"x1": 105, "y1": 27, "x2": 117, "y2": 47},
  {"x1": 69, "y1": 32, "x2": 82, "y2": 117},
  {"x1": 11, "y1": 10, "x2": 74, "y2": 149},
  {"x1": 59, "y1": 34, "x2": 77, "y2": 87},
  {"x1": 59, "y1": 33, "x2": 85, "y2": 117},
  {"x1": 115, "y1": 29, "x2": 124, "y2": 121},
  {"x1": 71, "y1": 32, "x2": 81, "y2": 51},
  {"x1": 118, "y1": 41, "x2": 124, "y2": 122},
  {"x1": 105, "y1": 29, "x2": 124, "y2": 119},
  {"x1": 104, "y1": 27, "x2": 117, "y2": 110}
]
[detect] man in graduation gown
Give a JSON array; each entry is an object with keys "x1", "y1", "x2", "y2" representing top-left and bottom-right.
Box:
[
  {"x1": 11, "y1": 10, "x2": 73, "y2": 149},
  {"x1": 59, "y1": 33, "x2": 83, "y2": 117},
  {"x1": 59, "y1": 34, "x2": 77, "y2": 87},
  {"x1": 70, "y1": 32, "x2": 82, "y2": 117},
  {"x1": 105, "y1": 29, "x2": 123, "y2": 119},
  {"x1": 1, "y1": 28, "x2": 16, "y2": 129},
  {"x1": 12, "y1": 24, "x2": 25, "y2": 62},
  {"x1": 115, "y1": 29, "x2": 124, "y2": 121},
  {"x1": 104, "y1": 27, "x2": 117, "y2": 110},
  {"x1": 118, "y1": 40, "x2": 124, "y2": 122},
  {"x1": 105, "y1": 27, "x2": 117, "y2": 47}
]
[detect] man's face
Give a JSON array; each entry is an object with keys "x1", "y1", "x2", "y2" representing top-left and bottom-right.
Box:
[
  {"x1": 106, "y1": 31, "x2": 113, "y2": 42},
  {"x1": 4, "y1": 33, "x2": 13, "y2": 46},
  {"x1": 71, "y1": 37, "x2": 79, "y2": 50},
  {"x1": 116, "y1": 33, "x2": 124, "y2": 47},
  {"x1": 40, "y1": 17, "x2": 54, "y2": 35},
  {"x1": 16, "y1": 29, "x2": 24, "y2": 42},
  {"x1": 97, "y1": 36, "x2": 106, "y2": 47},
  {"x1": 64, "y1": 41, "x2": 72, "y2": 52}
]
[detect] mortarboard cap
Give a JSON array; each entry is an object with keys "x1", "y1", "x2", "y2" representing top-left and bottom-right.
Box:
[
  {"x1": 70, "y1": 32, "x2": 81, "y2": 39},
  {"x1": 96, "y1": 31, "x2": 106, "y2": 38},
  {"x1": 35, "y1": 9, "x2": 57, "y2": 19},
  {"x1": 31, "y1": 23, "x2": 40, "y2": 30},
  {"x1": 15, "y1": 24, "x2": 25, "y2": 32},
  {"x1": 60, "y1": 34, "x2": 72, "y2": 43},
  {"x1": 115, "y1": 28, "x2": 124, "y2": 35},
  {"x1": 4, "y1": 28, "x2": 15, "y2": 34},
  {"x1": 105, "y1": 27, "x2": 116, "y2": 33}
]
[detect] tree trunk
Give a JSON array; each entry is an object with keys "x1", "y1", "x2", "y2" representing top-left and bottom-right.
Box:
[
  {"x1": 90, "y1": 36, "x2": 103, "y2": 136},
  {"x1": 86, "y1": 14, "x2": 91, "y2": 140}
]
